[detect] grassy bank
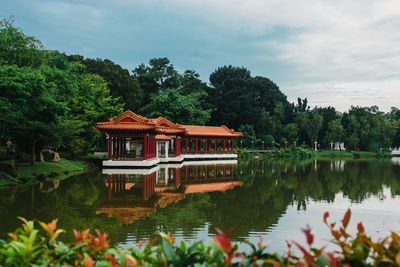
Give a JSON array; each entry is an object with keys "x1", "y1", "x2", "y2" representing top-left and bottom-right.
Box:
[
  {"x1": 0, "y1": 159, "x2": 86, "y2": 188},
  {"x1": 313, "y1": 150, "x2": 392, "y2": 159},
  {"x1": 238, "y1": 148, "x2": 392, "y2": 159}
]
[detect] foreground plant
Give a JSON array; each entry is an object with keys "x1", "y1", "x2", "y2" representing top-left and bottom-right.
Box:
[{"x1": 0, "y1": 209, "x2": 399, "y2": 266}]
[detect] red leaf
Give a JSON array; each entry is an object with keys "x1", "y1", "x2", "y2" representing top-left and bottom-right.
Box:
[
  {"x1": 83, "y1": 255, "x2": 94, "y2": 267},
  {"x1": 331, "y1": 230, "x2": 341, "y2": 240},
  {"x1": 124, "y1": 254, "x2": 137, "y2": 266},
  {"x1": 301, "y1": 225, "x2": 314, "y2": 246},
  {"x1": 323, "y1": 212, "x2": 329, "y2": 224},
  {"x1": 357, "y1": 222, "x2": 365, "y2": 233},
  {"x1": 293, "y1": 241, "x2": 313, "y2": 263},
  {"x1": 106, "y1": 254, "x2": 117, "y2": 267},
  {"x1": 342, "y1": 208, "x2": 351, "y2": 228},
  {"x1": 213, "y1": 235, "x2": 232, "y2": 253}
]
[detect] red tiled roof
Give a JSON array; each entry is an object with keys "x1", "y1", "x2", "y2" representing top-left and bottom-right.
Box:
[
  {"x1": 151, "y1": 117, "x2": 186, "y2": 134},
  {"x1": 96, "y1": 122, "x2": 155, "y2": 131},
  {"x1": 182, "y1": 125, "x2": 243, "y2": 137},
  {"x1": 96, "y1": 111, "x2": 242, "y2": 137},
  {"x1": 155, "y1": 134, "x2": 172, "y2": 141},
  {"x1": 96, "y1": 110, "x2": 156, "y2": 132}
]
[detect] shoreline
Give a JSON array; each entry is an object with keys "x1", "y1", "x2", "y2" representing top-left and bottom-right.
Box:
[{"x1": 0, "y1": 159, "x2": 87, "y2": 188}]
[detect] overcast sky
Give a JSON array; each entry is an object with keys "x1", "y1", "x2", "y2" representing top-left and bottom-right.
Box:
[{"x1": 1, "y1": 0, "x2": 400, "y2": 112}]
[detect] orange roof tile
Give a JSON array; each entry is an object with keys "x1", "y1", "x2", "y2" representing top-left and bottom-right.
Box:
[
  {"x1": 182, "y1": 125, "x2": 243, "y2": 137},
  {"x1": 96, "y1": 111, "x2": 242, "y2": 137},
  {"x1": 96, "y1": 110, "x2": 156, "y2": 132},
  {"x1": 155, "y1": 134, "x2": 172, "y2": 141},
  {"x1": 96, "y1": 122, "x2": 155, "y2": 131}
]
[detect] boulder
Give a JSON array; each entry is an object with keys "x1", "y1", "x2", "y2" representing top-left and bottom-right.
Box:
[
  {"x1": 40, "y1": 149, "x2": 60, "y2": 162},
  {"x1": 0, "y1": 160, "x2": 18, "y2": 177}
]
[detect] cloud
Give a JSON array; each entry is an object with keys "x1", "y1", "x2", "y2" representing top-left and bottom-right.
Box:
[{"x1": 2, "y1": 0, "x2": 400, "y2": 111}]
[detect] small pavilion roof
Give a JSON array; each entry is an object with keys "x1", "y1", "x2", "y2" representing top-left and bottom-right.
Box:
[
  {"x1": 151, "y1": 117, "x2": 186, "y2": 134},
  {"x1": 155, "y1": 134, "x2": 172, "y2": 141},
  {"x1": 182, "y1": 125, "x2": 243, "y2": 137},
  {"x1": 96, "y1": 110, "x2": 156, "y2": 132}
]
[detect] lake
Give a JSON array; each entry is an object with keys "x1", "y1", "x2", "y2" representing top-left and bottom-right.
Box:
[{"x1": 1, "y1": 158, "x2": 399, "y2": 253}]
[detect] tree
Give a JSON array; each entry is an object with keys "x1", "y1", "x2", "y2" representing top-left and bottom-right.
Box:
[
  {"x1": 0, "y1": 17, "x2": 44, "y2": 68},
  {"x1": 283, "y1": 123, "x2": 299, "y2": 146},
  {"x1": 133, "y1": 57, "x2": 180, "y2": 105},
  {"x1": 0, "y1": 65, "x2": 68, "y2": 162},
  {"x1": 140, "y1": 89, "x2": 212, "y2": 125},
  {"x1": 307, "y1": 112, "x2": 323, "y2": 145},
  {"x1": 68, "y1": 55, "x2": 142, "y2": 111},
  {"x1": 324, "y1": 118, "x2": 345, "y2": 148},
  {"x1": 238, "y1": 125, "x2": 256, "y2": 149}
]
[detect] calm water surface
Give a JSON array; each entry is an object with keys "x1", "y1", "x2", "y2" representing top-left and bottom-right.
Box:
[{"x1": 1, "y1": 158, "x2": 400, "y2": 253}]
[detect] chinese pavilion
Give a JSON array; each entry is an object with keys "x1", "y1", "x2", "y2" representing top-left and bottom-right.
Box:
[{"x1": 96, "y1": 110, "x2": 243, "y2": 167}]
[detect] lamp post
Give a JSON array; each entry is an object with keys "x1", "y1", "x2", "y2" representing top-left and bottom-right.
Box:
[
  {"x1": 262, "y1": 141, "x2": 264, "y2": 150},
  {"x1": 241, "y1": 140, "x2": 243, "y2": 149},
  {"x1": 251, "y1": 141, "x2": 254, "y2": 150}
]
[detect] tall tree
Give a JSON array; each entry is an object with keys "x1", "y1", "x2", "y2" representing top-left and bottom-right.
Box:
[{"x1": 68, "y1": 55, "x2": 142, "y2": 111}]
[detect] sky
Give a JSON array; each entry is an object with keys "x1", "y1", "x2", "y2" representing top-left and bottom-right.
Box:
[{"x1": 1, "y1": 0, "x2": 400, "y2": 112}]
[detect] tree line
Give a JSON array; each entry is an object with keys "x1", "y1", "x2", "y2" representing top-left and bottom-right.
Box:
[{"x1": 1, "y1": 17, "x2": 400, "y2": 161}]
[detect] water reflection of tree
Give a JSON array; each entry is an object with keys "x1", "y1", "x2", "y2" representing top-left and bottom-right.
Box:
[
  {"x1": 117, "y1": 159, "x2": 400, "y2": 242},
  {"x1": 0, "y1": 172, "x2": 123, "y2": 243},
  {"x1": 1, "y1": 159, "x2": 399, "y2": 245}
]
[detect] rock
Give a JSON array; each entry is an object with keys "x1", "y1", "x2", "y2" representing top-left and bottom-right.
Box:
[
  {"x1": 40, "y1": 180, "x2": 60, "y2": 192},
  {"x1": 253, "y1": 155, "x2": 260, "y2": 159},
  {"x1": 0, "y1": 160, "x2": 18, "y2": 177},
  {"x1": 40, "y1": 149, "x2": 60, "y2": 162}
]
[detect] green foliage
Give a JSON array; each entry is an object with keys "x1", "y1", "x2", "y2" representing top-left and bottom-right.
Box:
[
  {"x1": 68, "y1": 55, "x2": 143, "y2": 111},
  {"x1": 1, "y1": 210, "x2": 399, "y2": 266},
  {"x1": 0, "y1": 20, "x2": 122, "y2": 159},
  {"x1": 140, "y1": 89, "x2": 212, "y2": 125},
  {"x1": 238, "y1": 124, "x2": 257, "y2": 148},
  {"x1": 267, "y1": 147, "x2": 313, "y2": 159}
]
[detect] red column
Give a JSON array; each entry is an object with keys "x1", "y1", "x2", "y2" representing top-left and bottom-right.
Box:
[
  {"x1": 175, "y1": 138, "x2": 180, "y2": 156},
  {"x1": 205, "y1": 139, "x2": 208, "y2": 154},
  {"x1": 232, "y1": 139, "x2": 234, "y2": 154},
  {"x1": 205, "y1": 165, "x2": 208, "y2": 179},
  {"x1": 195, "y1": 139, "x2": 198, "y2": 154},
  {"x1": 108, "y1": 135, "x2": 112, "y2": 160},
  {"x1": 108, "y1": 175, "x2": 112, "y2": 200},
  {"x1": 143, "y1": 135, "x2": 147, "y2": 160},
  {"x1": 185, "y1": 138, "x2": 188, "y2": 154},
  {"x1": 214, "y1": 139, "x2": 217, "y2": 154},
  {"x1": 214, "y1": 164, "x2": 217, "y2": 178},
  {"x1": 185, "y1": 165, "x2": 188, "y2": 181},
  {"x1": 116, "y1": 137, "x2": 120, "y2": 160},
  {"x1": 231, "y1": 164, "x2": 234, "y2": 179},
  {"x1": 223, "y1": 139, "x2": 226, "y2": 154},
  {"x1": 195, "y1": 165, "x2": 198, "y2": 180},
  {"x1": 223, "y1": 164, "x2": 226, "y2": 177}
]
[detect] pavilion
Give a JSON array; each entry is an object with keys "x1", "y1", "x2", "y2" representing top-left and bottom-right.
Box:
[{"x1": 96, "y1": 110, "x2": 243, "y2": 167}]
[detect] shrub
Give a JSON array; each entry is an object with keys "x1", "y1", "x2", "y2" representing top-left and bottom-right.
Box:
[{"x1": 0, "y1": 210, "x2": 399, "y2": 266}]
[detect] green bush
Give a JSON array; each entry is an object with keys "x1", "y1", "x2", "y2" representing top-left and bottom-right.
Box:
[
  {"x1": 1, "y1": 210, "x2": 399, "y2": 266},
  {"x1": 68, "y1": 138, "x2": 88, "y2": 158}
]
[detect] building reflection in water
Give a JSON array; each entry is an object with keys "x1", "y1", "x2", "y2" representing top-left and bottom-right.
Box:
[{"x1": 95, "y1": 160, "x2": 241, "y2": 224}]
